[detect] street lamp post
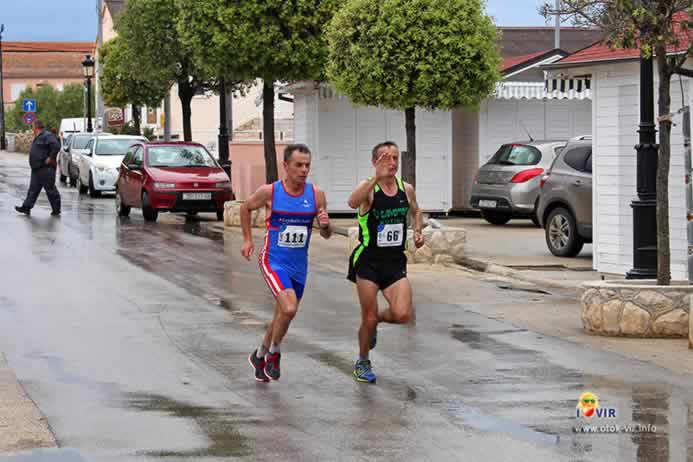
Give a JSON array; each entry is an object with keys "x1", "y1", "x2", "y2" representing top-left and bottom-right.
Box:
[
  {"x1": 82, "y1": 54, "x2": 95, "y2": 133},
  {"x1": 0, "y1": 24, "x2": 6, "y2": 150},
  {"x1": 626, "y1": 44, "x2": 658, "y2": 279},
  {"x1": 218, "y1": 78, "x2": 231, "y2": 178}
]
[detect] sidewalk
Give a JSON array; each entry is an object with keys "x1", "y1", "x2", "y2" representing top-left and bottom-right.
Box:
[
  {"x1": 327, "y1": 215, "x2": 604, "y2": 290},
  {"x1": 0, "y1": 354, "x2": 56, "y2": 454}
]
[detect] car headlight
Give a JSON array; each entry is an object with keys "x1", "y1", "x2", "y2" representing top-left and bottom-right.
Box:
[
  {"x1": 215, "y1": 181, "x2": 231, "y2": 189},
  {"x1": 154, "y1": 182, "x2": 176, "y2": 189}
]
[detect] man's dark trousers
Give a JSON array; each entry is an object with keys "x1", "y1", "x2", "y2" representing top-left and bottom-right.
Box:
[{"x1": 22, "y1": 166, "x2": 61, "y2": 213}]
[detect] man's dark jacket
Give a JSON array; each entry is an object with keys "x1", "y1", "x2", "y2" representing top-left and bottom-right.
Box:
[{"x1": 29, "y1": 130, "x2": 61, "y2": 170}]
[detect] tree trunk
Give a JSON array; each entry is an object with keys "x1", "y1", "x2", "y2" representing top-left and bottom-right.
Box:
[
  {"x1": 656, "y1": 51, "x2": 672, "y2": 285},
  {"x1": 178, "y1": 81, "x2": 194, "y2": 142},
  {"x1": 263, "y1": 80, "x2": 278, "y2": 184},
  {"x1": 403, "y1": 106, "x2": 416, "y2": 187},
  {"x1": 132, "y1": 106, "x2": 141, "y2": 134}
]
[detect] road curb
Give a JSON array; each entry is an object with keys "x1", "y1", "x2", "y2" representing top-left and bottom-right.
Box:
[{"x1": 458, "y1": 256, "x2": 582, "y2": 291}]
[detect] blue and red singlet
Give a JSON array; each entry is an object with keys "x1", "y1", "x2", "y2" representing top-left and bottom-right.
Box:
[{"x1": 259, "y1": 180, "x2": 318, "y2": 299}]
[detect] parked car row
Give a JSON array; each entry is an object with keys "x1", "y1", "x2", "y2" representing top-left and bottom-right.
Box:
[
  {"x1": 58, "y1": 133, "x2": 234, "y2": 222},
  {"x1": 472, "y1": 135, "x2": 593, "y2": 257}
]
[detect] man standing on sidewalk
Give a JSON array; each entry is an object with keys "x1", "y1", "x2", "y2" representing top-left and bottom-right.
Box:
[
  {"x1": 241, "y1": 144, "x2": 332, "y2": 382},
  {"x1": 347, "y1": 141, "x2": 424, "y2": 384},
  {"x1": 15, "y1": 121, "x2": 61, "y2": 216}
]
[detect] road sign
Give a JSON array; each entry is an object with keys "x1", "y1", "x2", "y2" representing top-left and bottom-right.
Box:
[
  {"x1": 23, "y1": 112, "x2": 36, "y2": 125},
  {"x1": 23, "y1": 99, "x2": 37, "y2": 113}
]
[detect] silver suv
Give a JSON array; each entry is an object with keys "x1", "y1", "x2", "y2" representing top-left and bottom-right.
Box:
[
  {"x1": 471, "y1": 140, "x2": 566, "y2": 225},
  {"x1": 537, "y1": 137, "x2": 592, "y2": 257}
]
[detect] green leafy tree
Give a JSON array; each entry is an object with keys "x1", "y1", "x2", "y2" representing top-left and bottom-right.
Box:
[
  {"x1": 99, "y1": 36, "x2": 170, "y2": 133},
  {"x1": 327, "y1": 0, "x2": 502, "y2": 187},
  {"x1": 7, "y1": 83, "x2": 88, "y2": 133},
  {"x1": 115, "y1": 0, "x2": 217, "y2": 141},
  {"x1": 177, "y1": 0, "x2": 340, "y2": 183},
  {"x1": 542, "y1": 1, "x2": 693, "y2": 286}
]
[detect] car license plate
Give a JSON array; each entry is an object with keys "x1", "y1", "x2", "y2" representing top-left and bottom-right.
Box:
[
  {"x1": 478, "y1": 200, "x2": 497, "y2": 208},
  {"x1": 183, "y1": 192, "x2": 211, "y2": 201}
]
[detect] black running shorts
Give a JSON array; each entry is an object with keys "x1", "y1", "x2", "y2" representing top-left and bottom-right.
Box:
[{"x1": 347, "y1": 250, "x2": 407, "y2": 290}]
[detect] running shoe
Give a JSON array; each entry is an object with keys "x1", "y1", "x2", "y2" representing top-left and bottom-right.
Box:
[
  {"x1": 353, "y1": 359, "x2": 376, "y2": 384},
  {"x1": 264, "y1": 352, "x2": 281, "y2": 381},
  {"x1": 248, "y1": 350, "x2": 269, "y2": 382}
]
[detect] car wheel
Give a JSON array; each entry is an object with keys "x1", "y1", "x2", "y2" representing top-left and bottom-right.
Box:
[
  {"x1": 77, "y1": 177, "x2": 88, "y2": 194},
  {"x1": 545, "y1": 207, "x2": 584, "y2": 257},
  {"x1": 481, "y1": 210, "x2": 512, "y2": 225},
  {"x1": 88, "y1": 174, "x2": 101, "y2": 198},
  {"x1": 216, "y1": 209, "x2": 224, "y2": 221},
  {"x1": 116, "y1": 191, "x2": 131, "y2": 217},
  {"x1": 142, "y1": 192, "x2": 158, "y2": 222}
]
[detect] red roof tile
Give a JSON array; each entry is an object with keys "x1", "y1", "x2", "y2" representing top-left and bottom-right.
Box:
[
  {"x1": 557, "y1": 12, "x2": 693, "y2": 65},
  {"x1": 502, "y1": 50, "x2": 555, "y2": 72},
  {"x1": 3, "y1": 42, "x2": 94, "y2": 53}
]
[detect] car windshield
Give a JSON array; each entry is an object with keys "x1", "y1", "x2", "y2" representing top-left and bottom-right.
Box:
[
  {"x1": 72, "y1": 135, "x2": 93, "y2": 149},
  {"x1": 96, "y1": 138, "x2": 141, "y2": 156},
  {"x1": 487, "y1": 144, "x2": 542, "y2": 166},
  {"x1": 147, "y1": 146, "x2": 217, "y2": 168}
]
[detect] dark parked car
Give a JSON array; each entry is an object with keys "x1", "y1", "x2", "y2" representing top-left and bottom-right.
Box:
[
  {"x1": 115, "y1": 142, "x2": 234, "y2": 222},
  {"x1": 537, "y1": 136, "x2": 592, "y2": 257}
]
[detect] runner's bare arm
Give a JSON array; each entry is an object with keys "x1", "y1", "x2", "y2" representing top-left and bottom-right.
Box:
[
  {"x1": 348, "y1": 151, "x2": 390, "y2": 212},
  {"x1": 315, "y1": 187, "x2": 332, "y2": 239},
  {"x1": 405, "y1": 183, "x2": 425, "y2": 248},
  {"x1": 240, "y1": 184, "x2": 272, "y2": 260},
  {"x1": 347, "y1": 178, "x2": 377, "y2": 212}
]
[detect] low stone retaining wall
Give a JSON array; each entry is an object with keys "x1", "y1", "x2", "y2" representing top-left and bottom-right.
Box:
[
  {"x1": 224, "y1": 200, "x2": 266, "y2": 228},
  {"x1": 580, "y1": 280, "x2": 692, "y2": 338},
  {"x1": 347, "y1": 223, "x2": 466, "y2": 265}
]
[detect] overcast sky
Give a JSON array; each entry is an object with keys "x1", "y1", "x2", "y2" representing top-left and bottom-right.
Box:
[{"x1": 0, "y1": 0, "x2": 549, "y2": 42}]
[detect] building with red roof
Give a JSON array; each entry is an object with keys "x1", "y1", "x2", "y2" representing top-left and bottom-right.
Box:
[
  {"x1": 2, "y1": 41, "x2": 94, "y2": 108},
  {"x1": 541, "y1": 14, "x2": 693, "y2": 279}
]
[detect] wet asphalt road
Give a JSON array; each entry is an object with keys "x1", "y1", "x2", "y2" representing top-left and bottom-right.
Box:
[{"x1": 1, "y1": 152, "x2": 693, "y2": 462}]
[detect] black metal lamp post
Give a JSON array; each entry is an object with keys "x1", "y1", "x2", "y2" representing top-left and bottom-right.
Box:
[
  {"x1": 82, "y1": 54, "x2": 95, "y2": 133},
  {"x1": 218, "y1": 78, "x2": 231, "y2": 178},
  {"x1": 0, "y1": 24, "x2": 6, "y2": 150},
  {"x1": 626, "y1": 46, "x2": 659, "y2": 279}
]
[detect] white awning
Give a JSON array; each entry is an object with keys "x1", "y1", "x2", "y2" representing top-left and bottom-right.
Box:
[{"x1": 495, "y1": 79, "x2": 591, "y2": 100}]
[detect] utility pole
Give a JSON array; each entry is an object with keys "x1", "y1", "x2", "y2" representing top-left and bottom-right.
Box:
[
  {"x1": 164, "y1": 94, "x2": 171, "y2": 141},
  {"x1": 0, "y1": 24, "x2": 6, "y2": 151},
  {"x1": 218, "y1": 78, "x2": 231, "y2": 178},
  {"x1": 554, "y1": 0, "x2": 561, "y2": 49}
]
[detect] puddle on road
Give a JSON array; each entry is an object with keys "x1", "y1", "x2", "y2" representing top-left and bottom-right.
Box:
[
  {"x1": 447, "y1": 324, "x2": 693, "y2": 461},
  {"x1": 125, "y1": 392, "x2": 252, "y2": 458}
]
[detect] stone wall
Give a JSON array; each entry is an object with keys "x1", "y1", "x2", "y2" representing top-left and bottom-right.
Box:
[
  {"x1": 224, "y1": 200, "x2": 266, "y2": 228},
  {"x1": 347, "y1": 223, "x2": 466, "y2": 265},
  {"x1": 14, "y1": 132, "x2": 34, "y2": 153},
  {"x1": 580, "y1": 281, "x2": 692, "y2": 338}
]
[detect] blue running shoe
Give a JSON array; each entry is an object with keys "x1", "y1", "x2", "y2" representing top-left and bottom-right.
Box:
[
  {"x1": 369, "y1": 327, "x2": 377, "y2": 350},
  {"x1": 248, "y1": 350, "x2": 269, "y2": 382},
  {"x1": 353, "y1": 359, "x2": 376, "y2": 384},
  {"x1": 264, "y1": 352, "x2": 281, "y2": 381}
]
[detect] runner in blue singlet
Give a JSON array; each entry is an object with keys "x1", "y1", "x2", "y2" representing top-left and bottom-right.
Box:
[{"x1": 240, "y1": 144, "x2": 332, "y2": 382}]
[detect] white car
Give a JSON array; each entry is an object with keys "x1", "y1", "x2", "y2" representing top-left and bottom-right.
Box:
[
  {"x1": 59, "y1": 132, "x2": 112, "y2": 187},
  {"x1": 77, "y1": 135, "x2": 147, "y2": 197}
]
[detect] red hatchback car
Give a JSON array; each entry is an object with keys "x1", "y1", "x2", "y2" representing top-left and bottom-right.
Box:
[{"x1": 115, "y1": 142, "x2": 234, "y2": 222}]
